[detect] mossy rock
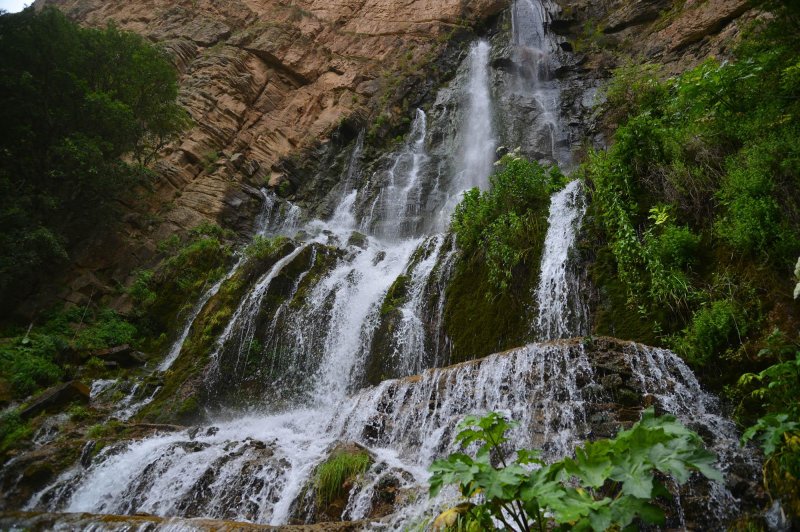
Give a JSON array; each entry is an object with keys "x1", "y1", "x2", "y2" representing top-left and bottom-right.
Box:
[
  {"x1": 442, "y1": 258, "x2": 537, "y2": 364},
  {"x1": 137, "y1": 240, "x2": 298, "y2": 424}
]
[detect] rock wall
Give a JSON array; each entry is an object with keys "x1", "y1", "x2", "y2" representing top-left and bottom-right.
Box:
[{"x1": 25, "y1": 0, "x2": 506, "y2": 314}]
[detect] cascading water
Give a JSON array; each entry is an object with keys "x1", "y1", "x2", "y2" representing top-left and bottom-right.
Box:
[
  {"x1": 18, "y1": 2, "x2": 757, "y2": 529},
  {"x1": 28, "y1": 340, "x2": 753, "y2": 528},
  {"x1": 534, "y1": 179, "x2": 589, "y2": 339},
  {"x1": 436, "y1": 39, "x2": 496, "y2": 231},
  {"x1": 501, "y1": 0, "x2": 572, "y2": 166}
]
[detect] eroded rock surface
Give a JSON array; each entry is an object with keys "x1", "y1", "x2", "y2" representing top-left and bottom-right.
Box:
[{"x1": 27, "y1": 0, "x2": 507, "y2": 312}]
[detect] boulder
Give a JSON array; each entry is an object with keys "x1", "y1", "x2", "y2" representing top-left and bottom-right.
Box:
[
  {"x1": 19, "y1": 381, "x2": 90, "y2": 420},
  {"x1": 90, "y1": 345, "x2": 145, "y2": 367}
]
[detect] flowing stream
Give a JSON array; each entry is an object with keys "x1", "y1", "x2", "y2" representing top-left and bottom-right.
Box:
[{"x1": 19, "y1": 1, "x2": 755, "y2": 528}]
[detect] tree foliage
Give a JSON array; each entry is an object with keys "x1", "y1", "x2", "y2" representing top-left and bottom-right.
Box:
[
  {"x1": 429, "y1": 410, "x2": 721, "y2": 531},
  {"x1": 0, "y1": 8, "x2": 188, "y2": 308}
]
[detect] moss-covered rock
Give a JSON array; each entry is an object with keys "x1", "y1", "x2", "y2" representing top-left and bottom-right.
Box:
[{"x1": 137, "y1": 239, "x2": 298, "y2": 424}]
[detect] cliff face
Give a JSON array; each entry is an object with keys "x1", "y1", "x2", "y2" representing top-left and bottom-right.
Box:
[
  {"x1": 22, "y1": 0, "x2": 753, "y2": 314},
  {"x1": 27, "y1": 0, "x2": 506, "y2": 314}
]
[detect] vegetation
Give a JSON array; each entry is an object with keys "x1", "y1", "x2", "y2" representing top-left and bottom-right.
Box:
[
  {"x1": 315, "y1": 446, "x2": 372, "y2": 511},
  {"x1": 584, "y1": 6, "x2": 800, "y2": 384},
  {"x1": 429, "y1": 410, "x2": 721, "y2": 531},
  {"x1": 0, "y1": 8, "x2": 188, "y2": 310},
  {"x1": 130, "y1": 222, "x2": 234, "y2": 353},
  {"x1": 739, "y1": 350, "x2": 800, "y2": 518},
  {"x1": 0, "y1": 305, "x2": 138, "y2": 401},
  {"x1": 452, "y1": 150, "x2": 566, "y2": 294},
  {"x1": 581, "y1": 4, "x2": 800, "y2": 519},
  {"x1": 443, "y1": 151, "x2": 566, "y2": 362}
]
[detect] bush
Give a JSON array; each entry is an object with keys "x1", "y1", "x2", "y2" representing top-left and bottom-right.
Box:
[
  {"x1": 451, "y1": 151, "x2": 565, "y2": 293},
  {"x1": 673, "y1": 300, "x2": 743, "y2": 368},
  {"x1": 429, "y1": 410, "x2": 721, "y2": 531},
  {"x1": 244, "y1": 235, "x2": 289, "y2": 261},
  {"x1": 0, "y1": 411, "x2": 31, "y2": 455}
]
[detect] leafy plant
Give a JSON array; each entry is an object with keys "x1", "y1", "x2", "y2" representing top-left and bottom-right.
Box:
[
  {"x1": 451, "y1": 151, "x2": 566, "y2": 293},
  {"x1": 739, "y1": 352, "x2": 800, "y2": 516},
  {"x1": 429, "y1": 410, "x2": 722, "y2": 531}
]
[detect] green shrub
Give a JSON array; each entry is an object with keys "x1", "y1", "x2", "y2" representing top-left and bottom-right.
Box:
[
  {"x1": 0, "y1": 411, "x2": 32, "y2": 455},
  {"x1": 673, "y1": 300, "x2": 743, "y2": 367},
  {"x1": 68, "y1": 404, "x2": 91, "y2": 422},
  {"x1": 451, "y1": 151, "x2": 565, "y2": 293},
  {"x1": 315, "y1": 448, "x2": 372, "y2": 510},
  {"x1": 652, "y1": 225, "x2": 701, "y2": 270},
  {"x1": 244, "y1": 235, "x2": 289, "y2": 261}
]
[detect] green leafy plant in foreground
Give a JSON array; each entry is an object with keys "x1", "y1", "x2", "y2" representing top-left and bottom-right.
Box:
[{"x1": 429, "y1": 410, "x2": 722, "y2": 531}]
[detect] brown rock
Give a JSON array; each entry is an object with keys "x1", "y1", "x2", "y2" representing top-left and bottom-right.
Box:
[
  {"x1": 19, "y1": 381, "x2": 90, "y2": 420},
  {"x1": 91, "y1": 345, "x2": 145, "y2": 367}
]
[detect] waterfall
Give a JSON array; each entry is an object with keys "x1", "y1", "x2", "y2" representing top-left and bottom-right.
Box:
[
  {"x1": 456, "y1": 40, "x2": 495, "y2": 192},
  {"x1": 389, "y1": 234, "x2": 446, "y2": 376},
  {"x1": 29, "y1": 341, "x2": 752, "y2": 528},
  {"x1": 436, "y1": 40, "x2": 496, "y2": 231},
  {"x1": 504, "y1": 0, "x2": 571, "y2": 167},
  {"x1": 15, "y1": 1, "x2": 756, "y2": 528},
  {"x1": 534, "y1": 179, "x2": 588, "y2": 339}
]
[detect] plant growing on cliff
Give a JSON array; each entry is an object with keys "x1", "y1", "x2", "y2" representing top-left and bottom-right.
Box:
[
  {"x1": 739, "y1": 351, "x2": 800, "y2": 516},
  {"x1": 0, "y1": 8, "x2": 188, "y2": 310},
  {"x1": 429, "y1": 410, "x2": 722, "y2": 531},
  {"x1": 451, "y1": 151, "x2": 565, "y2": 294},
  {"x1": 585, "y1": 7, "x2": 800, "y2": 376}
]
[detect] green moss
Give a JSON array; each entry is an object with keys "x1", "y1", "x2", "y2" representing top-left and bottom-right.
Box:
[
  {"x1": 0, "y1": 411, "x2": 32, "y2": 457},
  {"x1": 137, "y1": 240, "x2": 297, "y2": 423},
  {"x1": 314, "y1": 447, "x2": 372, "y2": 511},
  {"x1": 443, "y1": 258, "x2": 537, "y2": 364},
  {"x1": 381, "y1": 275, "x2": 409, "y2": 316}
]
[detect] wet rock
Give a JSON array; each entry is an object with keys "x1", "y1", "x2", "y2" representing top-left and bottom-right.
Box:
[
  {"x1": 90, "y1": 345, "x2": 145, "y2": 368},
  {"x1": 0, "y1": 510, "x2": 371, "y2": 530},
  {"x1": 20, "y1": 381, "x2": 90, "y2": 420},
  {"x1": 346, "y1": 232, "x2": 367, "y2": 250}
]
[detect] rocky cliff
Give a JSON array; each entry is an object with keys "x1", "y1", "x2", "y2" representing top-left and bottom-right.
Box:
[
  {"x1": 26, "y1": 0, "x2": 506, "y2": 314},
  {"x1": 23, "y1": 0, "x2": 754, "y2": 318}
]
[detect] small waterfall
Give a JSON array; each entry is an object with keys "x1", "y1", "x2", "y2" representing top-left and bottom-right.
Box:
[
  {"x1": 389, "y1": 234, "x2": 446, "y2": 376},
  {"x1": 340, "y1": 129, "x2": 365, "y2": 196},
  {"x1": 436, "y1": 40, "x2": 496, "y2": 231},
  {"x1": 207, "y1": 243, "x2": 309, "y2": 384},
  {"x1": 364, "y1": 109, "x2": 429, "y2": 239},
  {"x1": 534, "y1": 179, "x2": 588, "y2": 339},
  {"x1": 161, "y1": 188, "x2": 277, "y2": 373},
  {"x1": 503, "y1": 0, "x2": 571, "y2": 167}
]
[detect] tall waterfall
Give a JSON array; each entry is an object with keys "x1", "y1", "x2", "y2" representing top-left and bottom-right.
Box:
[{"x1": 17, "y1": 1, "x2": 756, "y2": 529}]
